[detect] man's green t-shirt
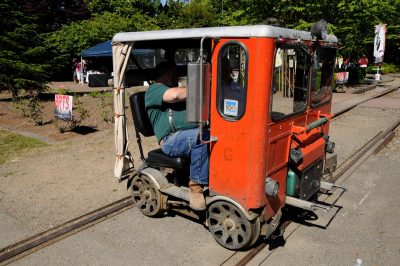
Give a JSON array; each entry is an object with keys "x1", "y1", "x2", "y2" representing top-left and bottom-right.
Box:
[{"x1": 145, "y1": 83, "x2": 196, "y2": 143}]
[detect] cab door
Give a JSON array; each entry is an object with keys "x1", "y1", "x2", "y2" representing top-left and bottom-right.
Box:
[
  {"x1": 208, "y1": 39, "x2": 252, "y2": 207},
  {"x1": 265, "y1": 43, "x2": 312, "y2": 217},
  {"x1": 209, "y1": 38, "x2": 274, "y2": 210}
]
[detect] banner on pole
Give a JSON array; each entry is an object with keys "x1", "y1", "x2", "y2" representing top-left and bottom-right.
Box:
[
  {"x1": 374, "y1": 24, "x2": 386, "y2": 64},
  {"x1": 54, "y1": 94, "x2": 73, "y2": 120}
]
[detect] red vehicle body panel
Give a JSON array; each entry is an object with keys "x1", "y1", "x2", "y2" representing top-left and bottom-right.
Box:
[{"x1": 209, "y1": 37, "x2": 333, "y2": 220}]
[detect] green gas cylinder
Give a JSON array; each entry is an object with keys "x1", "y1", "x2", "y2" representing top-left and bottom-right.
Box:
[{"x1": 286, "y1": 169, "x2": 300, "y2": 196}]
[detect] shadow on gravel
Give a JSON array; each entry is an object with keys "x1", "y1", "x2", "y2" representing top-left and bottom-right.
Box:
[
  {"x1": 41, "y1": 120, "x2": 53, "y2": 126},
  {"x1": 72, "y1": 126, "x2": 99, "y2": 135},
  {"x1": 267, "y1": 235, "x2": 286, "y2": 250}
]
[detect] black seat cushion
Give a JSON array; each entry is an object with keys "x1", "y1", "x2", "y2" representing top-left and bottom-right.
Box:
[
  {"x1": 147, "y1": 149, "x2": 188, "y2": 169},
  {"x1": 129, "y1": 91, "x2": 154, "y2": 137}
]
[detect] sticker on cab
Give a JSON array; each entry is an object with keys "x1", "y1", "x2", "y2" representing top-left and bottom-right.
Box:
[{"x1": 224, "y1": 99, "x2": 238, "y2": 116}]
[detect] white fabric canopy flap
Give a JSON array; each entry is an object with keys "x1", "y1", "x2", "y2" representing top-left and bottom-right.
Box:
[{"x1": 113, "y1": 41, "x2": 134, "y2": 178}]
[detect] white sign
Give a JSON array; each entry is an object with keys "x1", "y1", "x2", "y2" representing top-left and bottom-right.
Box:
[
  {"x1": 223, "y1": 99, "x2": 239, "y2": 117},
  {"x1": 374, "y1": 24, "x2": 386, "y2": 64},
  {"x1": 54, "y1": 94, "x2": 73, "y2": 120}
]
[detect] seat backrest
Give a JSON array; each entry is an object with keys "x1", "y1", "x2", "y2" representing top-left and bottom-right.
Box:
[{"x1": 129, "y1": 91, "x2": 154, "y2": 137}]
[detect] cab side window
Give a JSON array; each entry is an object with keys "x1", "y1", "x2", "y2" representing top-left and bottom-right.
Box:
[
  {"x1": 217, "y1": 43, "x2": 248, "y2": 120},
  {"x1": 271, "y1": 46, "x2": 310, "y2": 120},
  {"x1": 310, "y1": 47, "x2": 336, "y2": 106}
]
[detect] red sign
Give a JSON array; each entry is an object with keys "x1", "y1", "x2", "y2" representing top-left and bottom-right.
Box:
[{"x1": 336, "y1": 72, "x2": 349, "y2": 85}]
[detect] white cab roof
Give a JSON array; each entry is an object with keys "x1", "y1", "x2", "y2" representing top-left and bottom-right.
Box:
[{"x1": 113, "y1": 25, "x2": 338, "y2": 43}]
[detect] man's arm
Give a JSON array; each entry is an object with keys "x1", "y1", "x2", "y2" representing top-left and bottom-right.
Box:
[{"x1": 163, "y1": 87, "x2": 187, "y2": 103}]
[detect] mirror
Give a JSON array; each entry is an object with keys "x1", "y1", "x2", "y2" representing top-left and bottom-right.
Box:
[{"x1": 186, "y1": 62, "x2": 211, "y2": 123}]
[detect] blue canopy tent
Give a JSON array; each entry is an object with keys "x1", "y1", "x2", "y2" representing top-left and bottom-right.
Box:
[
  {"x1": 78, "y1": 40, "x2": 113, "y2": 86},
  {"x1": 80, "y1": 40, "x2": 155, "y2": 58},
  {"x1": 79, "y1": 41, "x2": 156, "y2": 86},
  {"x1": 80, "y1": 40, "x2": 113, "y2": 57}
]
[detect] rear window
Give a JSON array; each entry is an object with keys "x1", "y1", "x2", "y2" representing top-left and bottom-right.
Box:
[
  {"x1": 174, "y1": 48, "x2": 208, "y2": 66},
  {"x1": 128, "y1": 48, "x2": 166, "y2": 69}
]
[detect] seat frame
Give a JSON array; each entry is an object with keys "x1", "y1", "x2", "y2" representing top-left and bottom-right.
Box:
[{"x1": 129, "y1": 91, "x2": 189, "y2": 171}]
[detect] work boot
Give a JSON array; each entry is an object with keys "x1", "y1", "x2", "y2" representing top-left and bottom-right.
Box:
[{"x1": 189, "y1": 180, "x2": 206, "y2": 211}]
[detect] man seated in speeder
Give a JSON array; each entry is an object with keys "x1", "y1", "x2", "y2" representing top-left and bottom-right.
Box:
[{"x1": 144, "y1": 62, "x2": 208, "y2": 211}]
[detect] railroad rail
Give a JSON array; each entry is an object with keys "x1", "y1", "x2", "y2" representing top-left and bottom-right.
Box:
[
  {"x1": 0, "y1": 197, "x2": 133, "y2": 265},
  {"x1": 1, "y1": 84, "x2": 398, "y2": 265}
]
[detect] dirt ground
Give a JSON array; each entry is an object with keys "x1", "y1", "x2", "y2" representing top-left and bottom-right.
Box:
[
  {"x1": 0, "y1": 86, "x2": 157, "y2": 240},
  {"x1": 0, "y1": 79, "x2": 399, "y2": 247},
  {"x1": 0, "y1": 90, "x2": 113, "y2": 142}
]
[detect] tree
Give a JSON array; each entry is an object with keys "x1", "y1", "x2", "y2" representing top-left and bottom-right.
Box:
[
  {"x1": 333, "y1": 0, "x2": 400, "y2": 65},
  {"x1": 0, "y1": 0, "x2": 50, "y2": 98},
  {"x1": 24, "y1": 0, "x2": 90, "y2": 32},
  {"x1": 210, "y1": 0, "x2": 400, "y2": 65},
  {"x1": 44, "y1": 11, "x2": 159, "y2": 79},
  {"x1": 84, "y1": 0, "x2": 159, "y2": 17},
  {"x1": 154, "y1": 0, "x2": 186, "y2": 29},
  {"x1": 174, "y1": 0, "x2": 218, "y2": 28},
  {"x1": 3, "y1": 0, "x2": 398, "y2": 88}
]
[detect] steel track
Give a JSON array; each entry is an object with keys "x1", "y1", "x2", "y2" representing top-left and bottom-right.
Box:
[{"x1": 0, "y1": 197, "x2": 133, "y2": 265}]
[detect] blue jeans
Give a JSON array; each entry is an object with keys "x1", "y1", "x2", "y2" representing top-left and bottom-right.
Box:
[{"x1": 161, "y1": 128, "x2": 209, "y2": 185}]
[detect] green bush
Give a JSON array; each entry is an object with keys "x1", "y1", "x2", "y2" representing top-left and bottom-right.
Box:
[
  {"x1": 53, "y1": 96, "x2": 90, "y2": 133},
  {"x1": 89, "y1": 91, "x2": 100, "y2": 98},
  {"x1": 27, "y1": 97, "x2": 44, "y2": 126},
  {"x1": 56, "y1": 88, "x2": 71, "y2": 95},
  {"x1": 347, "y1": 66, "x2": 365, "y2": 85},
  {"x1": 12, "y1": 96, "x2": 43, "y2": 126},
  {"x1": 367, "y1": 63, "x2": 399, "y2": 74},
  {"x1": 12, "y1": 98, "x2": 29, "y2": 118},
  {"x1": 100, "y1": 92, "x2": 114, "y2": 123}
]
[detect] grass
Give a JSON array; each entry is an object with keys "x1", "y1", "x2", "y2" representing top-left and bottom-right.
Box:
[
  {"x1": 0, "y1": 130, "x2": 48, "y2": 165},
  {"x1": 367, "y1": 63, "x2": 399, "y2": 74}
]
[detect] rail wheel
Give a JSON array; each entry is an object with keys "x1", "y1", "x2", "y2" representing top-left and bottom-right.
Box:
[
  {"x1": 207, "y1": 201, "x2": 258, "y2": 250},
  {"x1": 131, "y1": 174, "x2": 165, "y2": 217}
]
